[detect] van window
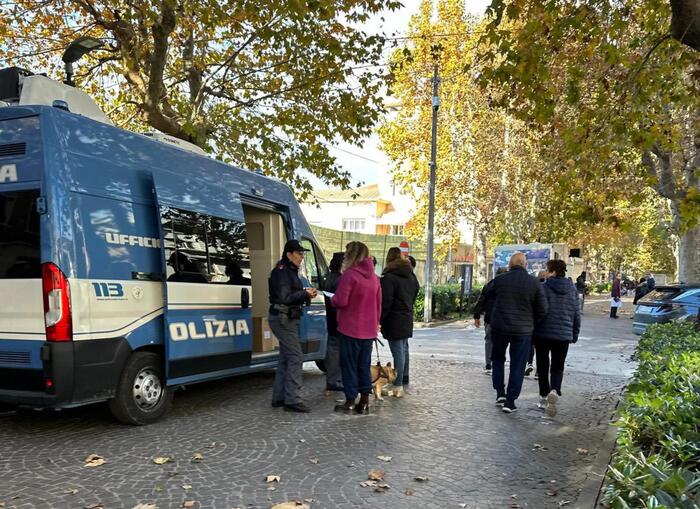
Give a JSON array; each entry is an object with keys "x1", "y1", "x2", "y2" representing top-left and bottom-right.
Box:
[
  {"x1": 300, "y1": 239, "x2": 328, "y2": 290},
  {"x1": 0, "y1": 190, "x2": 41, "y2": 279},
  {"x1": 160, "y1": 206, "x2": 250, "y2": 284}
]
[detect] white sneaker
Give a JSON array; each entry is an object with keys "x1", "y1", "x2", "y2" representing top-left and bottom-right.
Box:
[
  {"x1": 537, "y1": 397, "x2": 547, "y2": 410},
  {"x1": 392, "y1": 386, "x2": 404, "y2": 398},
  {"x1": 545, "y1": 390, "x2": 559, "y2": 418}
]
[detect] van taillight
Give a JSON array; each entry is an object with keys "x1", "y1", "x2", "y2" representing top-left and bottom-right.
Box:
[{"x1": 42, "y1": 263, "x2": 72, "y2": 341}]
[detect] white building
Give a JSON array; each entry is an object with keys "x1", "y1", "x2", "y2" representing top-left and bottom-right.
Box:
[{"x1": 301, "y1": 183, "x2": 410, "y2": 235}]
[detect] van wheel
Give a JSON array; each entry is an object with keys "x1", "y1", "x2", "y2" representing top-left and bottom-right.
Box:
[
  {"x1": 109, "y1": 352, "x2": 172, "y2": 425},
  {"x1": 315, "y1": 360, "x2": 327, "y2": 373}
]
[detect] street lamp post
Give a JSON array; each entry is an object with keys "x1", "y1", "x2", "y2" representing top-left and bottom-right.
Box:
[
  {"x1": 61, "y1": 36, "x2": 104, "y2": 87},
  {"x1": 423, "y1": 63, "x2": 440, "y2": 323}
]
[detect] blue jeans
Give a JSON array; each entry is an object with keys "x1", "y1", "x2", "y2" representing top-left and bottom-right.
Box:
[
  {"x1": 491, "y1": 333, "x2": 531, "y2": 403},
  {"x1": 388, "y1": 338, "x2": 408, "y2": 387},
  {"x1": 339, "y1": 333, "x2": 373, "y2": 400}
]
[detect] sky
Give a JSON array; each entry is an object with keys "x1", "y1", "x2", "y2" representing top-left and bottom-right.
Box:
[{"x1": 323, "y1": 0, "x2": 492, "y2": 189}]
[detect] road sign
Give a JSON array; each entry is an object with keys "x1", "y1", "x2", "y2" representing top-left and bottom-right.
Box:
[{"x1": 399, "y1": 241, "x2": 409, "y2": 256}]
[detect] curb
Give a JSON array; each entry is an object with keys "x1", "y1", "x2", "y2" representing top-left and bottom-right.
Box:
[{"x1": 575, "y1": 387, "x2": 625, "y2": 508}]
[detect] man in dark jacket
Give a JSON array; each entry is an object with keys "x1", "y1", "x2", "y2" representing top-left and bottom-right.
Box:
[
  {"x1": 533, "y1": 259, "x2": 580, "y2": 418},
  {"x1": 473, "y1": 267, "x2": 508, "y2": 374},
  {"x1": 323, "y1": 252, "x2": 345, "y2": 392},
  {"x1": 268, "y1": 240, "x2": 317, "y2": 413},
  {"x1": 482, "y1": 252, "x2": 548, "y2": 413},
  {"x1": 380, "y1": 248, "x2": 420, "y2": 397}
]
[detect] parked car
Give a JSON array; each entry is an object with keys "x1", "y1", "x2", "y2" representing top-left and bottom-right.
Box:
[{"x1": 633, "y1": 285, "x2": 700, "y2": 335}]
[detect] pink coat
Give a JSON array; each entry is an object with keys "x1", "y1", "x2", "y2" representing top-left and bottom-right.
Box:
[{"x1": 331, "y1": 257, "x2": 382, "y2": 340}]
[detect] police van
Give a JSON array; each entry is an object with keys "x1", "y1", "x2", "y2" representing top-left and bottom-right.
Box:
[{"x1": 0, "y1": 67, "x2": 328, "y2": 424}]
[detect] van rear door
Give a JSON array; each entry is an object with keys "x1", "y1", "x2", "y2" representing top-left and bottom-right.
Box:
[
  {"x1": 153, "y1": 177, "x2": 253, "y2": 385},
  {"x1": 0, "y1": 114, "x2": 45, "y2": 391}
]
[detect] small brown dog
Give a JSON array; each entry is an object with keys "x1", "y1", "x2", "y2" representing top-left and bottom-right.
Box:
[{"x1": 370, "y1": 362, "x2": 397, "y2": 400}]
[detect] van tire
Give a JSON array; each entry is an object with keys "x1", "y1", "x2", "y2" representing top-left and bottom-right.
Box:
[
  {"x1": 315, "y1": 360, "x2": 327, "y2": 373},
  {"x1": 109, "y1": 352, "x2": 172, "y2": 425}
]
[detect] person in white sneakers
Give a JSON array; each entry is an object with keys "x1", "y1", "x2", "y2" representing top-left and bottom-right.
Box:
[{"x1": 532, "y1": 259, "x2": 581, "y2": 418}]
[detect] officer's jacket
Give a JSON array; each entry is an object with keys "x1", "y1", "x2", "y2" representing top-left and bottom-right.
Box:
[{"x1": 268, "y1": 258, "x2": 308, "y2": 312}]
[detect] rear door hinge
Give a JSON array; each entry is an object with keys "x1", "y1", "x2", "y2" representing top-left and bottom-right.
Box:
[{"x1": 36, "y1": 196, "x2": 47, "y2": 215}]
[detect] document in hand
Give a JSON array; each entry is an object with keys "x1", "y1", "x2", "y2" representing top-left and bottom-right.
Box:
[{"x1": 322, "y1": 291, "x2": 335, "y2": 298}]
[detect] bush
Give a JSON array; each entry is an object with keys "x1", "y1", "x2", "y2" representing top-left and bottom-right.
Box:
[
  {"x1": 413, "y1": 284, "x2": 481, "y2": 321},
  {"x1": 602, "y1": 323, "x2": 700, "y2": 509},
  {"x1": 594, "y1": 282, "x2": 612, "y2": 294}
]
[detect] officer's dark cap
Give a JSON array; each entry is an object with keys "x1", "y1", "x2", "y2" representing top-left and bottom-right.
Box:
[{"x1": 284, "y1": 239, "x2": 310, "y2": 254}]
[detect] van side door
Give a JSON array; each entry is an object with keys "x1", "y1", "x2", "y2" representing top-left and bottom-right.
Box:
[
  {"x1": 298, "y1": 239, "x2": 327, "y2": 357},
  {"x1": 153, "y1": 182, "x2": 252, "y2": 385}
]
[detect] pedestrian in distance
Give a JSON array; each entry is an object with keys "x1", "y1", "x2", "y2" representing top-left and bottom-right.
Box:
[
  {"x1": 575, "y1": 271, "x2": 587, "y2": 313},
  {"x1": 331, "y1": 241, "x2": 382, "y2": 414},
  {"x1": 323, "y1": 252, "x2": 345, "y2": 392},
  {"x1": 379, "y1": 247, "x2": 420, "y2": 398},
  {"x1": 633, "y1": 277, "x2": 648, "y2": 306},
  {"x1": 268, "y1": 240, "x2": 318, "y2": 413},
  {"x1": 473, "y1": 266, "x2": 508, "y2": 375},
  {"x1": 533, "y1": 259, "x2": 581, "y2": 418},
  {"x1": 610, "y1": 273, "x2": 622, "y2": 318},
  {"x1": 480, "y1": 252, "x2": 548, "y2": 413},
  {"x1": 646, "y1": 272, "x2": 656, "y2": 292}
]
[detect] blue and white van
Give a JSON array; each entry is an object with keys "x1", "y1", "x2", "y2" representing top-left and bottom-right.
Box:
[{"x1": 0, "y1": 67, "x2": 328, "y2": 424}]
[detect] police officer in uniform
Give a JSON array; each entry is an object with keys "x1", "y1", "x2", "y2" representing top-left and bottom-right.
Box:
[{"x1": 269, "y1": 239, "x2": 318, "y2": 412}]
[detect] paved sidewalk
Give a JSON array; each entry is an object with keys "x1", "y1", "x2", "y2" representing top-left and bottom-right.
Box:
[{"x1": 0, "y1": 312, "x2": 637, "y2": 509}]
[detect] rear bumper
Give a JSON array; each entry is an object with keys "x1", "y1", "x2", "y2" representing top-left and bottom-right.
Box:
[{"x1": 0, "y1": 338, "x2": 131, "y2": 408}]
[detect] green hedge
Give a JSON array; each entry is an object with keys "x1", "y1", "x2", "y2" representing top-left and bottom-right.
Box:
[
  {"x1": 602, "y1": 322, "x2": 700, "y2": 509},
  {"x1": 594, "y1": 282, "x2": 613, "y2": 294},
  {"x1": 413, "y1": 284, "x2": 482, "y2": 321}
]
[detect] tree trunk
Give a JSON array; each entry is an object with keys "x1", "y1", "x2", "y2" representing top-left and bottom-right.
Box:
[
  {"x1": 678, "y1": 224, "x2": 700, "y2": 284},
  {"x1": 475, "y1": 229, "x2": 489, "y2": 284},
  {"x1": 670, "y1": 0, "x2": 700, "y2": 52}
]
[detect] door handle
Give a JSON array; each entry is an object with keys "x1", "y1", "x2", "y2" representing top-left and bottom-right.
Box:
[{"x1": 241, "y1": 288, "x2": 250, "y2": 309}]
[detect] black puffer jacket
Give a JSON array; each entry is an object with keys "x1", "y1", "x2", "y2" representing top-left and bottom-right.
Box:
[
  {"x1": 486, "y1": 265, "x2": 548, "y2": 336},
  {"x1": 380, "y1": 258, "x2": 420, "y2": 340},
  {"x1": 534, "y1": 276, "x2": 581, "y2": 342},
  {"x1": 268, "y1": 257, "x2": 308, "y2": 313}
]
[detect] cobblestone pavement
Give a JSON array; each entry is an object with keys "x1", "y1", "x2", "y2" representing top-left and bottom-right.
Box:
[{"x1": 0, "y1": 311, "x2": 638, "y2": 509}]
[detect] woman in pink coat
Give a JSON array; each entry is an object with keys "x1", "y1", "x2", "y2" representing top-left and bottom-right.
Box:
[{"x1": 331, "y1": 241, "x2": 382, "y2": 414}]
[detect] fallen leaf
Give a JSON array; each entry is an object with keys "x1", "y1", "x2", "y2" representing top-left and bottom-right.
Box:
[
  {"x1": 85, "y1": 505, "x2": 105, "y2": 509},
  {"x1": 181, "y1": 485, "x2": 192, "y2": 490},
  {"x1": 413, "y1": 476, "x2": 429, "y2": 482},
  {"x1": 182, "y1": 501, "x2": 196, "y2": 508},
  {"x1": 576, "y1": 448, "x2": 589, "y2": 455},
  {"x1": 511, "y1": 494, "x2": 518, "y2": 499},
  {"x1": 63, "y1": 488, "x2": 79, "y2": 495},
  {"x1": 459, "y1": 505, "x2": 467, "y2": 508},
  {"x1": 309, "y1": 457, "x2": 319, "y2": 464},
  {"x1": 559, "y1": 501, "x2": 572, "y2": 506},
  {"x1": 270, "y1": 503, "x2": 310, "y2": 509},
  {"x1": 304, "y1": 499, "x2": 314, "y2": 504},
  {"x1": 377, "y1": 456, "x2": 392, "y2": 462},
  {"x1": 191, "y1": 453, "x2": 204, "y2": 462},
  {"x1": 374, "y1": 482, "x2": 390, "y2": 493},
  {"x1": 266, "y1": 475, "x2": 281, "y2": 483},
  {"x1": 206, "y1": 442, "x2": 217, "y2": 448},
  {"x1": 298, "y1": 439, "x2": 306, "y2": 443},
  {"x1": 268, "y1": 486, "x2": 276, "y2": 491},
  {"x1": 84, "y1": 454, "x2": 106, "y2": 468},
  {"x1": 404, "y1": 489, "x2": 414, "y2": 496},
  {"x1": 132, "y1": 505, "x2": 157, "y2": 509},
  {"x1": 546, "y1": 490, "x2": 557, "y2": 496},
  {"x1": 152, "y1": 457, "x2": 171, "y2": 465},
  {"x1": 368, "y1": 470, "x2": 384, "y2": 481}
]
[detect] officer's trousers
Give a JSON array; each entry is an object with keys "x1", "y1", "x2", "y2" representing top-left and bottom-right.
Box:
[{"x1": 269, "y1": 313, "x2": 303, "y2": 404}]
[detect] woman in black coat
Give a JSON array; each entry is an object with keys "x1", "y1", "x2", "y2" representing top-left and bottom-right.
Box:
[
  {"x1": 380, "y1": 247, "x2": 420, "y2": 397},
  {"x1": 533, "y1": 259, "x2": 581, "y2": 418}
]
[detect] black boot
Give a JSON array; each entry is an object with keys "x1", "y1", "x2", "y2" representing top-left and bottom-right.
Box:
[
  {"x1": 334, "y1": 397, "x2": 354, "y2": 412},
  {"x1": 354, "y1": 393, "x2": 370, "y2": 414}
]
